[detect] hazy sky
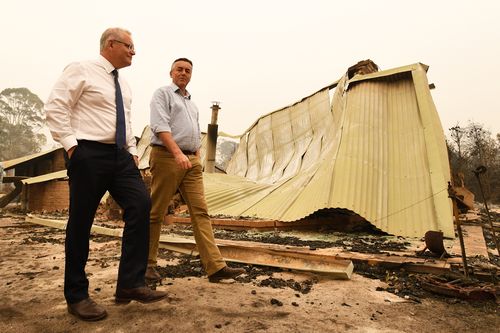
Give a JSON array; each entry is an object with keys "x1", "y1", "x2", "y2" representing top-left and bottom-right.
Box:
[{"x1": 2, "y1": 0, "x2": 499, "y2": 142}]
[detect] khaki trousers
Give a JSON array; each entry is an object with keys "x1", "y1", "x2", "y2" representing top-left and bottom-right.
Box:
[{"x1": 148, "y1": 146, "x2": 225, "y2": 275}]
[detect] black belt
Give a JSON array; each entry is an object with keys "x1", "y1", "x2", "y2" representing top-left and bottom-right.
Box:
[
  {"x1": 78, "y1": 139, "x2": 123, "y2": 150},
  {"x1": 151, "y1": 144, "x2": 196, "y2": 155}
]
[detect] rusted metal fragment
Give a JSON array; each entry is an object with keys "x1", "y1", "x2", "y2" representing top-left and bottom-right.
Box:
[
  {"x1": 420, "y1": 275, "x2": 498, "y2": 301},
  {"x1": 418, "y1": 230, "x2": 447, "y2": 257},
  {"x1": 347, "y1": 59, "x2": 379, "y2": 79},
  {"x1": 453, "y1": 186, "x2": 474, "y2": 212}
]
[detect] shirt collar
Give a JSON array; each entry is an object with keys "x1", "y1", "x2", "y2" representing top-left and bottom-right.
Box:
[
  {"x1": 97, "y1": 55, "x2": 116, "y2": 74},
  {"x1": 170, "y1": 83, "x2": 191, "y2": 99}
]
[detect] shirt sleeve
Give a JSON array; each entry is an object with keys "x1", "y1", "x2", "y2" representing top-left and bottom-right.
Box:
[
  {"x1": 150, "y1": 88, "x2": 172, "y2": 135},
  {"x1": 44, "y1": 62, "x2": 85, "y2": 151}
]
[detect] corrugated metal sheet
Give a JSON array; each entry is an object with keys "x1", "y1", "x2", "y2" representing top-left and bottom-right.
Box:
[
  {"x1": 202, "y1": 63, "x2": 454, "y2": 238},
  {"x1": 0, "y1": 148, "x2": 61, "y2": 170},
  {"x1": 136, "y1": 126, "x2": 153, "y2": 170}
]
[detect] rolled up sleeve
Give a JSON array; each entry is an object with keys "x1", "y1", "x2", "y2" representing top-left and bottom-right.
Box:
[{"x1": 150, "y1": 88, "x2": 172, "y2": 136}]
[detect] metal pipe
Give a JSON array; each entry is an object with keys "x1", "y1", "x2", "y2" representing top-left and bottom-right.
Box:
[
  {"x1": 205, "y1": 102, "x2": 220, "y2": 173},
  {"x1": 211, "y1": 103, "x2": 219, "y2": 125}
]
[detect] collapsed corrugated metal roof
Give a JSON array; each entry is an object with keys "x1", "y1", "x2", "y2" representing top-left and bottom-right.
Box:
[{"x1": 199, "y1": 62, "x2": 454, "y2": 238}]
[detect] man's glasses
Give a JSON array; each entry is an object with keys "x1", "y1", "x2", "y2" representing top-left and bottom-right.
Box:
[{"x1": 112, "y1": 39, "x2": 134, "y2": 51}]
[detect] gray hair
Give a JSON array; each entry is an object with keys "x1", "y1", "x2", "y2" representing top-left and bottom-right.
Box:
[{"x1": 100, "y1": 27, "x2": 131, "y2": 51}]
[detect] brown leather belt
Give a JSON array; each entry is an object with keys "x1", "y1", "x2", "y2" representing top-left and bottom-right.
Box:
[{"x1": 151, "y1": 144, "x2": 196, "y2": 155}]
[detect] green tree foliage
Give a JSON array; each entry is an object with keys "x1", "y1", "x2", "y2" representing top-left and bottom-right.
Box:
[
  {"x1": 0, "y1": 88, "x2": 46, "y2": 160},
  {"x1": 448, "y1": 122, "x2": 500, "y2": 204}
]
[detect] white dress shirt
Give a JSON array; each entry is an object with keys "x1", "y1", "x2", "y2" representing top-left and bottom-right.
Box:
[{"x1": 45, "y1": 55, "x2": 137, "y2": 155}]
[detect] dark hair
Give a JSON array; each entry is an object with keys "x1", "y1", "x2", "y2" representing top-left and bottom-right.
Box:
[{"x1": 172, "y1": 58, "x2": 193, "y2": 67}]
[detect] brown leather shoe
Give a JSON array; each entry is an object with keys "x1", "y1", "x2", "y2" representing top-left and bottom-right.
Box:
[
  {"x1": 145, "y1": 266, "x2": 161, "y2": 282},
  {"x1": 67, "y1": 298, "x2": 107, "y2": 321},
  {"x1": 115, "y1": 286, "x2": 168, "y2": 304},
  {"x1": 208, "y1": 266, "x2": 246, "y2": 283}
]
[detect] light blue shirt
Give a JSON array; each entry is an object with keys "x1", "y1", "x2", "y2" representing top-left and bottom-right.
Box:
[{"x1": 150, "y1": 83, "x2": 201, "y2": 152}]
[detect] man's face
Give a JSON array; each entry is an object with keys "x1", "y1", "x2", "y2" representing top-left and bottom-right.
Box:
[
  {"x1": 109, "y1": 33, "x2": 135, "y2": 69},
  {"x1": 170, "y1": 61, "x2": 192, "y2": 90}
]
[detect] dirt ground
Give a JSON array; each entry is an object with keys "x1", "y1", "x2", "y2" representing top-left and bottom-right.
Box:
[{"x1": 0, "y1": 214, "x2": 499, "y2": 333}]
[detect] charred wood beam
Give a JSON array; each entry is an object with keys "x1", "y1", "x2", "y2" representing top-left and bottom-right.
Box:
[{"x1": 0, "y1": 177, "x2": 27, "y2": 208}]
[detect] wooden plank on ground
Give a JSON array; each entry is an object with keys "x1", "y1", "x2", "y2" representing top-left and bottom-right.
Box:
[
  {"x1": 217, "y1": 239, "x2": 353, "y2": 279},
  {"x1": 26, "y1": 215, "x2": 123, "y2": 237},
  {"x1": 449, "y1": 225, "x2": 491, "y2": 257},
  {"x1": 26, "y1": 214, "x2": 474, "y2": 278},
  {"x1": 25, "y1": 215, "x2": 353, "y2": 280}
]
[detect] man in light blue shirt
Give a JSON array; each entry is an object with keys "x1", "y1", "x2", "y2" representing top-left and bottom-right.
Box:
[
  {"x1": 150, "y1": 84, "x2": 200, "y2": 153},
  {"x1": 148, "y1": 58, "x2": 245, "y2": 282}
]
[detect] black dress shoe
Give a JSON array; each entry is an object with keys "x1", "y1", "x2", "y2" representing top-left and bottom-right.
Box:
[
  {"x1": 115, "y1": 286, "x2": 168, "y2": 304},
  {"x1": 67, "y1": 298, "x2": 107, "y2": 321},
  {"x1": 208, "y1": 266, "x2": 246, "y2": 283}
]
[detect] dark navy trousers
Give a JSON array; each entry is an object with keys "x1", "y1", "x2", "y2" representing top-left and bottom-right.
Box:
[{"x1": 64, "y1": 140, "x2": 150, "y2": 304}]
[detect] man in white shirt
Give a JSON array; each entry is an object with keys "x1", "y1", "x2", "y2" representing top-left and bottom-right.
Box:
[{"x1": 45, "y1": 27, "x2": 167, "y2": 322}]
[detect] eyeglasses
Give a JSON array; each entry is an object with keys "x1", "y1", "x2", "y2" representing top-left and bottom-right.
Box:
[{"x1": 111, "y1": 39, "x2": 135, "y2": 51}]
